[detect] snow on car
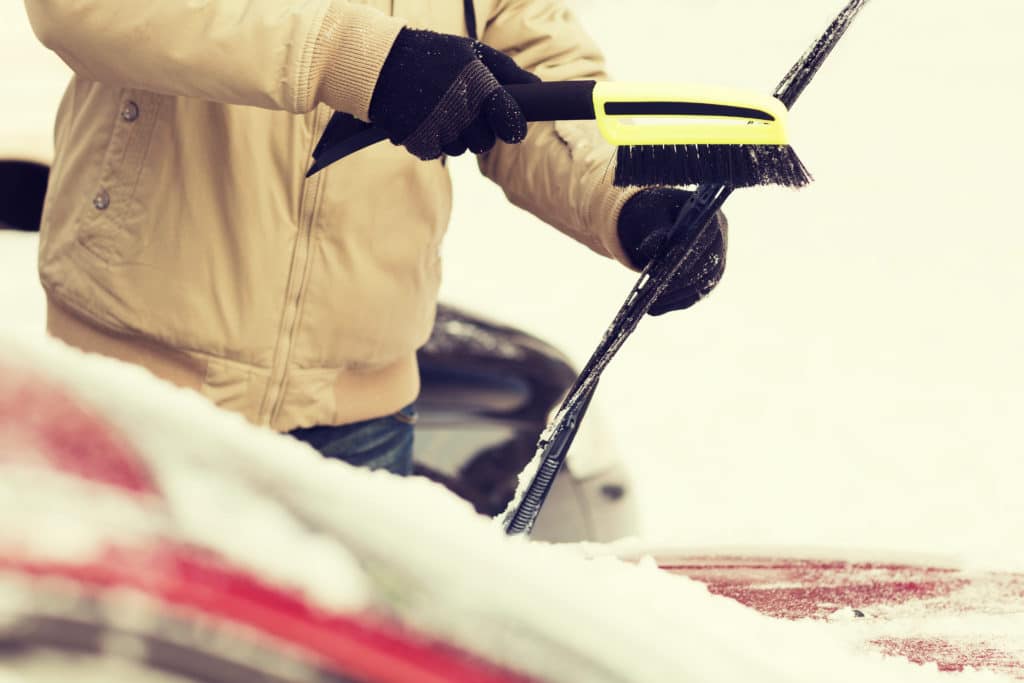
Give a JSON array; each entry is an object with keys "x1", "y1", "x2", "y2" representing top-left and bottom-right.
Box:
[{"x1": 2, "y1": 331, "x2": 1005, "y2": 683}]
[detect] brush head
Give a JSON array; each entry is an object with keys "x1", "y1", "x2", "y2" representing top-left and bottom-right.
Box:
[{"x1": 614, "y1": 144, "x2": 812, "y2": 189}]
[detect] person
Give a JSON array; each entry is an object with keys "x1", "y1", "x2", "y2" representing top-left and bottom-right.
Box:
[{"x1": 24, "y1": 0, "x2": 727, "y2": 476}]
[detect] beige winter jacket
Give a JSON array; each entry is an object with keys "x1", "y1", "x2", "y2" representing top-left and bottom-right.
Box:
[{"x1": 27, "y1": 0, "x2": 637, "y2": 431}]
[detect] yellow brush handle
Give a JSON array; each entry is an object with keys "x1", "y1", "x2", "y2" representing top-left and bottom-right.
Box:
[{"x1": 592, "y1": 82, "x2": 790, "y2": 146}]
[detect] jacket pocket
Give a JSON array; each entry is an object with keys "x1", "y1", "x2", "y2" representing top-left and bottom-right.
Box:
[{"x1": 76, "y1": 89, "x2": 162, "y2": 264}]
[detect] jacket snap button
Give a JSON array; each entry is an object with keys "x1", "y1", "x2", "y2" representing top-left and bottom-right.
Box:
[
  {"x1": 92, "y1": 190, "x2": 110, "y2": 210},
  {"x1": 121, "y1": 101, "x2": 140, "y2": 122}
]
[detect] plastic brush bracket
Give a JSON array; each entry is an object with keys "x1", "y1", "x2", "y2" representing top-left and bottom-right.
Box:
[{"x1": 591, "y1": 82, "x2": 789, "y2": 146}]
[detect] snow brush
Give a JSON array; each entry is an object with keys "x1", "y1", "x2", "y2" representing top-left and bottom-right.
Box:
[
  {"x1": 503, "y1": 0, "x2": 872, "y2": 536},
  {"x1": 305, "y1": 81, "x2": 810, "y2": 188}
]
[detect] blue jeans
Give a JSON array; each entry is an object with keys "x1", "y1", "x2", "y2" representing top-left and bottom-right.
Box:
[{"x1": 289, "y1": 404, "x2": 416, "y2": 476}]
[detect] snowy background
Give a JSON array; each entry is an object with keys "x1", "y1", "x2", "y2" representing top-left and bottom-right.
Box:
[{"x1": 3, "y1": 0, "x2": 1024, "y2": 565}]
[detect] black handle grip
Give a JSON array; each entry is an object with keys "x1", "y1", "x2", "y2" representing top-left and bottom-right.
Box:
[
  {"x1": 307, "y1": 80, "x2": 598, "y2": 176},
  {"x1": 505, "y1": 80, "x2": 596, "y2": 121}
]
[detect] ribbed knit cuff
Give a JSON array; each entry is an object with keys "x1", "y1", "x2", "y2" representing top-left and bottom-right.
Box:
[
  {"x1": 309, "y1": 2, "x2": 405, "y2": 120},
  {"x1": 592, "y1": 181, "x2": 645, "y2": 269}
]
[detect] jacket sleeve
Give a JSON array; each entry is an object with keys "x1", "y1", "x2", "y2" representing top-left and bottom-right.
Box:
[
  {"x1": 22, "y1": 0, "x2": 404, "y2": 119},
  {"x1": 477, "y1": 0, "x2": 638, "y2": 266}
]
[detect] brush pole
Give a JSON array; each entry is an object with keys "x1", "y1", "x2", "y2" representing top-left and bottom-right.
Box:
[{"x1": 504, "y1": 81, "x2": 596, "y2": 121}]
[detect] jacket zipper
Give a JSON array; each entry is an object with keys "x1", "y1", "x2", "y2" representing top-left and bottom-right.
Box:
[{"x1": 260, "y1": 107, "x2": 328, "y2": 427}]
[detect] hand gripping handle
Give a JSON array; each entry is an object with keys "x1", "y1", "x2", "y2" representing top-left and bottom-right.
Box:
[{"x1": 306, "y1": 81, "x2": 597, "y2": 177}]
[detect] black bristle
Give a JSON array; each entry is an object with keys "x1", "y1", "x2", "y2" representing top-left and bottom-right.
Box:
[{"x1": 614, "y1": 144, "x2": 812, "y2": 189}]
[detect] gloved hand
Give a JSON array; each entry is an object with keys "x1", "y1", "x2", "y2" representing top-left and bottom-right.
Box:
[
  {"x1": 368, "y1": 28, "x2": 540, "y2": 160},
  {"x1": 616, "y1": 188, "x2": 728, "y2": 315}
]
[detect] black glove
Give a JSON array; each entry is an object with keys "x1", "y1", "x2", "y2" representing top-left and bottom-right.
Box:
[
  {"x1": 368, "y1": 28, "x2": 539, "y2": 160},
  {"x1": 617, "y1": 188, "x2": 728, "y2": 316}
]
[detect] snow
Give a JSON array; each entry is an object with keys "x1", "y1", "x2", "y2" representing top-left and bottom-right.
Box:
[
  {"x1": 1, "y1": 330, "x2": 1011, "y2": 682},
  {"x1": 3, "y1": 0, "x2": 1024, "y2": 680},
  {"x1": 0, "y1": 463, "x2": 167, "y2": 562},
  {"x1": 152, "y1": 460, "x2": 374, "y2": 613},
  {"x1": 0, "y1": 232, "x2": 44, "y2": 333}
]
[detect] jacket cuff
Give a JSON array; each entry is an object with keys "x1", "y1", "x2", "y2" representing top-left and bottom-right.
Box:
[
  {"x1": 308, "y1": 2, "x2": 405, "y2": 119},
  {"x1": 591, "y1": 182, "x2": 645, "y2": 269}
]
